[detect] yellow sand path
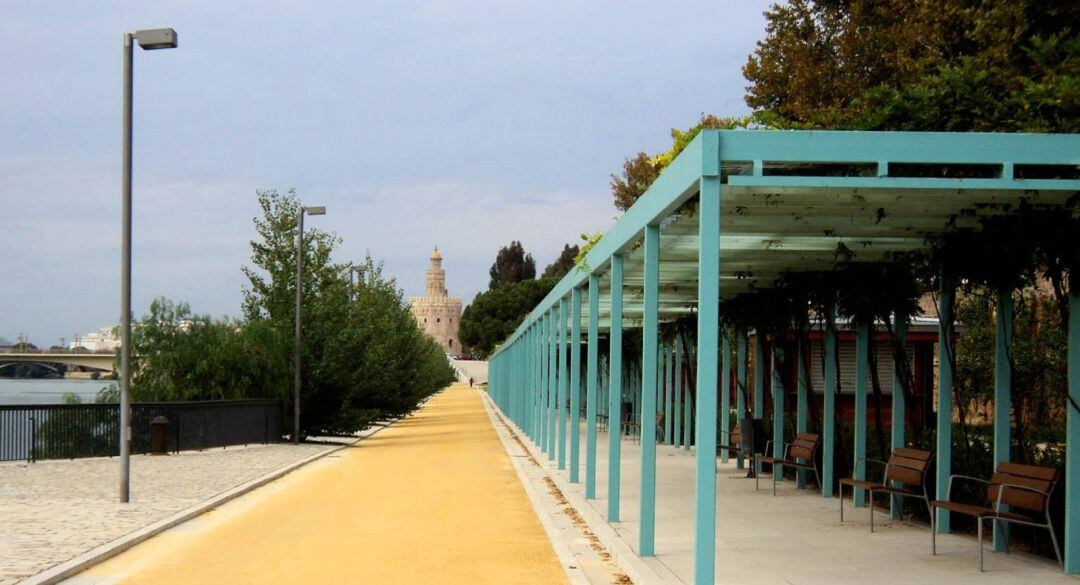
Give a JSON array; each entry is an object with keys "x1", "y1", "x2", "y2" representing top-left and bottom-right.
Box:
[{"x1": 76, "y1": 384, "x2": 568, "y2": 584}]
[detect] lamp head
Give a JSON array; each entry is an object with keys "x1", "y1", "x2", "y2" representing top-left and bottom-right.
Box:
[
  {"x1": 304, "y1": 206, "x2": 326, "y2": 216},
  {"x1": 134, "y1": 28, "x2": 178, "y2": 50}
]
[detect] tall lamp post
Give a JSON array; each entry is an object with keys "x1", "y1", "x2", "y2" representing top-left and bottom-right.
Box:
[
  {"x1": 349, "y1": 264, "x2": 367, "y2": 301},
  {"x1": 120, "y1": 27, "x2": 178, "y2": 504},
  {"x1": 294, "y1": 205, "x2": 326, "y2": 444}
]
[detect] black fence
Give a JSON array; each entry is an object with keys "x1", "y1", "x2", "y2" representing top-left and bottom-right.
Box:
[{"x1": 0, "y1": 400, "x2": 282, "y2": 462}]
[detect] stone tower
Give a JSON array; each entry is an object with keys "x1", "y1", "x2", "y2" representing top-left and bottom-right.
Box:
[{"x1": 409, "y1": 247, "x2": 463, "y2": 354}]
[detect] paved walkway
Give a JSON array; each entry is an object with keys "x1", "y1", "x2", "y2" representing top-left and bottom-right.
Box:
[
  {"x1": 527, "y1": 418, "x2": 1072, "y2": 585},
  {"x1": 0, "y1": 442, "x2": 333, "y2": 585},
  {"x1": 68, "y1": 384, "x2": 569, "y2": 585}
]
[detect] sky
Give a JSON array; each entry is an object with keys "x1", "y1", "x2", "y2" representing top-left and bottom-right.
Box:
[{"x1": 1, "y1": 0, "x2": 773, "y2": 347}]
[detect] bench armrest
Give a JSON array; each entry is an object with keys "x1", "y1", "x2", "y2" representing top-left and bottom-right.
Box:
[
  {"x1": 993, "y1": 482, "x2": 1051, "y2": 512},
  {"x1": 854, "y1": 457, "x2": 888, "y2": 478},
  {"x1": 946, "y1": 474, "x2": 990, "y2": 501}
]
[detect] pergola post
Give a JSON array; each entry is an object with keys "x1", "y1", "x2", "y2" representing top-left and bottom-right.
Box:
[
  {"x1": 854, "y1": 320, "x2": 870, "y2": 507},
  {"x1": 890, "y1": 314, "x2": 908, "y2": 519},
  {"x1": 935, "y1": 280, "x2": 955, "y2": 534},
  {"x1": 694, "y1": 151, "x2": 721, "y2": 585},
  {"x1": 558, "y1": 299, "x2": 569, "y2": 470},
  {"x1": 585, "y1": 274, "x2": 600, "y2": 499},
  {"x1": 771, "y1": 343, "x2": 785, "y2": 481},
  {"x1": 674, "y1": 337, "x2": 684, "y2": 448},
  {"x1": 570, "y1": 287, "x2": 582, "y2": 483},
  {"x1": 823, "y1": 304, "x2": 838, "y2": 498},
  {"x1": 539, "y1": 317, "x2": 549, "y2": 453},
  {"x1": 993, "y1": 289, "x2": 1013, "y2": 551},
  {"x1": 754, "y1": 330, "x2": 766, "y2": 419},
  {"x1": 736, "y1": 329, "x2": 748, "y2": 469},
  {"x1": 1066, "y1": 286, "x2": 1080, "y2": 574},
  {"x1": 608, "y1": 253, "x2": 624, "y2": 522},
  {"x1": 639, "y1": 222, "x2": 660, "y2": 556},
  {"x1": 665, "y1": 344, "x2": 674, "y2": 444},
  {"x1": 657, "y1": 343, "x2": 665, "y2": 439},
  {"x1": 548, "y1": 308, "x2": 557, "y2": 461},
  {"x1": 720, "y1": 325, "x2": 732, "y2": 463},
  {"x1": 796, "y1": 325, "x2": 809, "y2": 488}
]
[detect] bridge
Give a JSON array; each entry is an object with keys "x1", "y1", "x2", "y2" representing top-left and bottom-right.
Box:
[{"x1": 0, "y1": 353, "x2": 116, "y2": 372}]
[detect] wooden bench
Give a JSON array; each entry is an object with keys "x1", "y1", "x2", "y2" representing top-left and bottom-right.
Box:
[
  {"x1": 755, "y1": 433, "x2": 821, "y2": 495},
  {"x1": 839, "y1": 447, "x2": 933, "y2": 531},
  {"x1": 629, "y1": 411, "x2": 664, "y2": 444},
  {"x1": 930, "y1": 462, "x2": 1062, "y2": 571},
  {"x1": 717, "y1": 425, "x2": 742, "y2": 458}
]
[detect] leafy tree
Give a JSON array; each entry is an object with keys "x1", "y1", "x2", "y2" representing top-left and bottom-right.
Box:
[
  {"x1": 743, "y1": 0, "x2": 1079, "y2": 132},
  {"x1": 240, "y1": 191, "x2": 454, "y2": 436},
  {"x1": 611, "y1": 114, "x2": 752, "y2": 210},
  {"x1": 541, "y1": 244, "x2": 580, "y2": 279},
  {"x1": 128, "y1": 189, "x2": 455, "y2": 439},
  {"x1": 130, "y1": 298, "x2": 289, "y2": 402},
  {"x1": 488, "y1": 241, "x2": 536, "y2": 288},
  {"x1": 459, "y1": 278, "x2": 558, "y2": 357}
]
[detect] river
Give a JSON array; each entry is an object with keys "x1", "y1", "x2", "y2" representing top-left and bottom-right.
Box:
[{"x1": 0, "y1": 378, "x2": 113, "y2": 405}]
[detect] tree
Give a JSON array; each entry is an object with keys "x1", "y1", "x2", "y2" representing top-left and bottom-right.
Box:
[
  {"x1": 240, "y1": 191, "x2": 454, "y2": 436},
  {"x1": 129, "y1": 189, "x2": 455, "y2": 438},
  {"x1": 488, "y1": 241, "x2": 536, "y2": 289},
  {"x1": 459, "y1": 278, "x2": 558, "y2": 358},
  {"x1": 743, "y1": 0, "x2": 1079, "y2": 132},
  {"x1": 611, "y1": 114, "x2": 752, "y2": 210},
  {"x1": 541, "y1": 244, "x2": 580, "y2": 279}
]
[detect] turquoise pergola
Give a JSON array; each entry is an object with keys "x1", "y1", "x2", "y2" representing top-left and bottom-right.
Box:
[{"x1": 488, "y1": 130, "x2": 1080, "y2": 583}]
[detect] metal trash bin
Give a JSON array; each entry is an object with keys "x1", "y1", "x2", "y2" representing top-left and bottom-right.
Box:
[{"x1": 150, "y1": 415, "x2": 170, "y2": 455}]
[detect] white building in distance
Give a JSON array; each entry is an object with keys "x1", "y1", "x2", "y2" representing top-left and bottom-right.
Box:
[{"x1": 70, "y1": 327, "x2": 119, "y2": 352}]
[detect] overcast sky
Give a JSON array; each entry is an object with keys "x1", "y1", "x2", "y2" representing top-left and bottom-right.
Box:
[{"x1": 2, "y1": 0, "x2": 772, "y2": 347}]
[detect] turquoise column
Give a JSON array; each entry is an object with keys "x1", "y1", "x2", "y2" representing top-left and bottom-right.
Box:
[
  {"x1": 684, "y1": 358, "x2": 694, "y2": 451},
  {"x1": 796, "y1": 328, "x2": 809, "y2": 488},
  {"x1": 674, "y1": 337, "x2": 683, "y2": 448},
  {"x1": 539, "y1": 318, "x2": 548, "y2": 452},
  {"x1": 935, "y1": 283, "x2": 955, "y2": 533},
  {"x1": 558, "y1": 299, "x2": 569, "y2": 470},
  {"x1": 639, "y1": 223, "x2": 660, "y2": 556},
  {"x1": 890, "y1": 314, "x2": 908, "y2": 518},
  {"x1": 736, "y1": 329, "x2": 748, "y2": 469},
  {"x1": 608, "y1": 253, "x2": 624, "y2": 522},
  {"x1": 754, "y1": 331, "x2": 765, "y2": 419},
  {"x1": 528, "y1": 327, "x2": 536, "y2": 442},
  {"x1": 548, "y1": 309, "x2": 557, "y2": 461},
  {"x1": 993, "y1": 290, "x2": 1013, "y2": 550},
  {"x1": 772, "y1": 344, "x2": 785, "y2": 481},
  {"x1": 720, "y1": 325, "x2": 731, "y2": 463},
  {"x1": 665, "y1": 344, "x2": 674, "y2": 443},
  {"x1": 854, "y1": 321, "x2": 870, "y2": 507},
  {"x1": 823, "y1": 305, "x2": 837, "y2": 498},
  {"x1": 570, "y1": 288, "x2": 583, "y2": 483},
  {"x1": 585, "y1": 274, "x2": 600, "y2": 499},
  {"x1": 1065, "y1": 287, "x2": 1079, "y2": 574},
  {"x1": 694, "y1": 155, "x2": 721, "y2": 585},
  {"x1": 657, "y1": 343, "x2": 664, "y2": 437}
]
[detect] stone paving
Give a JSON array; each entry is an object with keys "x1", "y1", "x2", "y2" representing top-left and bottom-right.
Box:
[{"x1": 0, "y1": 443, "x2": 333, "y2": 584}]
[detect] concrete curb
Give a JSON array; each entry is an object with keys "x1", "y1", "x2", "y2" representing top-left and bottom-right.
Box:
[
  {"x1": 478, "y1": 390, "x2": 591, "y2": 585},
  {"x1": 23, "y1": 421, "x2": 399, "y2": 585},
  {"x1": 478, "y1": 392, "x2": 674, "y2": 585}
]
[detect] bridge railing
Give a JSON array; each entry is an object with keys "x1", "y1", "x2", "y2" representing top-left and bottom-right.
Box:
[{"x1": 0, "y1": 399, "x2": 282, "y2": 462}]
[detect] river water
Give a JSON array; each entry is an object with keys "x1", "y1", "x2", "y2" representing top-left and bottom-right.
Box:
[{"x1": 0, "y1": 378, "x2": 113, "y2": 405}]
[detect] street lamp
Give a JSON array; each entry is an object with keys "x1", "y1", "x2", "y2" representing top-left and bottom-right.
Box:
[
  {"x1": 349, "y1": 264, "x2": 368, "y2": 300},
  {"x1": 294, "y1": 205, "x2": 326, "y2": 444},
  {"x1": 119, "y1": 27, "x2": 178, "y2": 504}
]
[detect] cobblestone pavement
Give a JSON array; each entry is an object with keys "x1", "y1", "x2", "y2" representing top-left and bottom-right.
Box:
[{"x1": 0, "y1": 443, "x2": 333, "y2": 584}]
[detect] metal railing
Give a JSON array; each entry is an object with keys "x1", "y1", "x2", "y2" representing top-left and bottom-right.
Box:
[{"x1": 0, "y1": 400, "x2": 282, "y2": 462}]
